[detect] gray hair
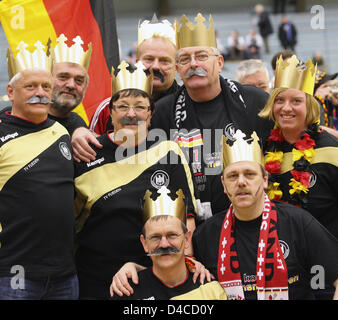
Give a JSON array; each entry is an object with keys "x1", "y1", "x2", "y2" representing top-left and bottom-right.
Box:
[
  {"x1": 8, "y1": 72, "x2": 22, "y2": 87},
  {"x1": 235, "y1": 59, "x2": 269, "y2": 83}
]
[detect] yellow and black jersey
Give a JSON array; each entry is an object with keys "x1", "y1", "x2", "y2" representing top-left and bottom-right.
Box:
[
  {"x1": 74, "y1": 132, "x2": 196, "y2": 297},
  {"x1": 113, "y1": 268, "x2": 227, "y2": 300},
  {"x1": 0, "y1": 112, "x2": 76, "y2": 279}
]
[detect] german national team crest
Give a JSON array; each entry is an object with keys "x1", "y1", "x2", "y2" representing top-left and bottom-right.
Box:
[
  {"x1": 279, "y1": 240, "x2": 290, "y2": 259},
  {"x1": 224, "y1": 123, "x2": 236, "y2": 141},
  {"x1": 59, "y1": 142, "x2": 72, "y2": 160},
  {"x1": 151, "y1": 170, "x2": 169, "y2": 189}
]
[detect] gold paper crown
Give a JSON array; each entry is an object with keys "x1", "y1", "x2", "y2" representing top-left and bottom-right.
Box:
[
  {"x1": 142, "y1": 186, "x2": 187, "y2": 224},
  {"x1": 111, "y1": 60, "x2": 153, "y2": 96},
  {"x1": 174, "y1": 13, "x2": 216, "y2": 49},
  {"x1": 138, "y1": 13, "x2": 176, "y2": 45},
  {"x1": 222, "y1": 130, "x2": 264, "y2": 168},
  {"x1": 53, "y1": 34, "x2": 92, "y2": 71},
  {"x1": 275, "y1": 55, "x2": 317, "y2": 95},
  {"x1": 7, "y1": 41, "x2": 53, "y2": 79}
]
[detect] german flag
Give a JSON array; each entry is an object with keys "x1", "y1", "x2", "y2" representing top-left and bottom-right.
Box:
[{"x1": 0, "y1": 0, "x2": 120, "y2": 125}]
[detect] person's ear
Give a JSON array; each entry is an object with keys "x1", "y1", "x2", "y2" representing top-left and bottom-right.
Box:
[{"x1": 140, "y1": 234, "x2": 149, "y2": 254}]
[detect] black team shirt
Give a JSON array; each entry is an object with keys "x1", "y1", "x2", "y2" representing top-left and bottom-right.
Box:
[{"x1": 0, "y1": 112, "x2": 76, "y2": 279}]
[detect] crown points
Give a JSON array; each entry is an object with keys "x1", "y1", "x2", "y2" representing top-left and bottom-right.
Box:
[
  {"x1": 142, "y1": 186, "x2": 186, "y2": 224},
  {"x1": 16, "y1": 41, "x2": 28, "y2": 52},
  {"x1": 8, "y1": 40, "x2": 53, "y2": 79},
  {"x1": 275, "y1": 54, "x2": 316, "y2": 95},
  {"x1": 119, "y1": 60, "x2": 129, "y2": 71},
  {"x1": 57, "y1": 34, "x2": 68, "y2": 44},
  {"x1": 222, "y1": 130, "x2": 264, "y2": 168},
  {"x1": 34, "y1": 41, "x2": 45, "y2": 51},
  {"x1": 176, "y1": 13, "x2": 216, "y2": 49},
  {"x1": 233, "y1": 129, "x2": 246, "y2": 141},
  {"x1": 73, "y1": 35, "x2": 84, "y2": 46},
  {"x1": 195, "y1": 13, "x2": 206, "y2": 25},
  {"x1": 53, "y1": 34, "x2": 92, "y2": 71},
  {"x1": 150, "y1": 13, "x2": 159, "y2": 24},
  {"x1": 138, "y1": 14, "x2": 176, "y2": 45},
  {"x1": 111, "y1": 60, "x2": 153, "y2": 96}
]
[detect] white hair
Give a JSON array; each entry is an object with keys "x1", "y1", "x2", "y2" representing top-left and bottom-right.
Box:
[{"x1": 235, "y1": 59, "x2": 269, "y2": 83}]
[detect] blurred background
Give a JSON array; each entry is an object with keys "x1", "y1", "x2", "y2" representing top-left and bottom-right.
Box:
[{"x1": 1, "y1": 0, "x2": 337, "y2": 109}]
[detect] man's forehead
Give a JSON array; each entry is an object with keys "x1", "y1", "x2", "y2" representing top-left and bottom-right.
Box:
[
  {"x1": 224, "y1": 160, "x2": 261, "y2": 173},
  {"x1": 19, "y1": 69, "x2": 52, "y2": 82},
  {"x1": 178, "y1": 46, "x2": 212, "y2": 55},
  {"x1": 116, "y1": 95, "x2": 149, "y2": 104},
  {"x1": 145, "y1": 215, "x2": 181, "y2": 231},
  {"x1": 139, "y1": 37, "x2": 176, "y2": 55}
]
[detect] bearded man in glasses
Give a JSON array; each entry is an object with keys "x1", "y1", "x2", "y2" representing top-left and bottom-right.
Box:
[{"x1": 73, "y1": 61, "x2": 197, "y2": 300}]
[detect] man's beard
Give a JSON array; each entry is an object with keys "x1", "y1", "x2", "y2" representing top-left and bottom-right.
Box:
[{"x1": 51, "y1": 89, "x2": 82, "y2": 116}]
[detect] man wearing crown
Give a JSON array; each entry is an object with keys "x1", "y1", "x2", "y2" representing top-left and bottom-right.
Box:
[
  {"x1": 110, "y1": 129, "x2": 338, "y2": 300},
  {"x1": 1, "y1": 35, "x2": 91, "y2": 137},
  {"x1": 48, "y1": 34, "x2": 91, "y2": 136},
  {"x1": 73, "y1": 61, "x2": 196, "y2": 299},
  {"x1": 78, "y1": 14, "x2": 179, "y2": 139},
  {"x1": 0, "y1": 42, "x2": 78, "y2": 299},
  {"x1": 112, "y1": 186, "x2": 226, "y2": 300},
  {"x1": 150, "y1": 13, "x2": 274, "y2": 222},
  {"x1": 192, "y1": 129, "x2": 338, "y2": 300}
]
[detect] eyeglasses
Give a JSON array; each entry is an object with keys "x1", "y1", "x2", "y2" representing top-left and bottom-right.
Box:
[
  {"x1": 177, "y1": 51, "x2": 219, "y2": 65},
  {"x1": 113, "y1": 105, "x2": 150, "y2": 114},
  {"x1": 146, "y1": 232, "x2": 184, "y2": 245}
]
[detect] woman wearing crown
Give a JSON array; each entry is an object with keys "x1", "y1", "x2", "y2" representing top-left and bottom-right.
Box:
[
  {"x1": 73, "y1": 61, "x2": 197, "y2": 299},
  {"x1": 259, "y1": 55, "x2": 338, "y2": 242}
]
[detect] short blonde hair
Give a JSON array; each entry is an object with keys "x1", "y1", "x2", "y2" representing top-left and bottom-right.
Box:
[
  {"x1": 258, "y1": 87, "x2": 320, "y2": 126},
  {"x1": 137, "y1": 35, "x2": 177, "y2": 59}
]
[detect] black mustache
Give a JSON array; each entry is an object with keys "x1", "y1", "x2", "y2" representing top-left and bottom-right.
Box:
[
  {"x1": 147, "y1": 246, "x2": 180, "y2": 256},
  {"x1": 119, "y1": 116, "x2": 145, "y2": 125},
  {"x1": 145, "y1": 68, "x2": 165, "y2": 83},
  {"x1": 26, "y1": 96, "x2": 52, "y2": 104}
]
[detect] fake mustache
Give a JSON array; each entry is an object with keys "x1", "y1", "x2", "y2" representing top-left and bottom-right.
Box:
[
  {"x1": 119, "y1": 116, "x2": 145, "y2": 125},
  {"x1": 147, "y1": 246, "x2": 180, "y2": 256},
  {"x1": 26, "y1": 96, "x2": 52, "y2": 104},
  {"x1": 145, "y1": 68, "x2": 165, "y2": 83},
  {"x1": 184, "y1": 67, "x2": 208, "y2": 79}
]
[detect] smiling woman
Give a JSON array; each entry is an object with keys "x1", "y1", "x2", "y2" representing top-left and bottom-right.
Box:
[{"x1": 258, "y1": 55, "x2": 338, "y2": 239}]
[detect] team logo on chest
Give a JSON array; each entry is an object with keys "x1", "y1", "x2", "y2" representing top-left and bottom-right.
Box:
[
  {"x1": 224, "y1": 123, "x2": 236, "y2": 141},
  {"x1": 151, "y1": 170, "x2": 170, "y2": 189},
  {"x1": 308, "y1": 171, "x2": 317, "y2": 188},
  {"x1": 279, "y1": 240, "x2": 290, "y2": 259},
  {"x1": 59, "y1": 142, "x2": 72, "y2": 160}
]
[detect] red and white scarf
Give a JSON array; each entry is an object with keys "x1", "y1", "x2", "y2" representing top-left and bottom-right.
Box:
[{"x1": 217, "y1": 194, "x2": 289, "y2": 300}]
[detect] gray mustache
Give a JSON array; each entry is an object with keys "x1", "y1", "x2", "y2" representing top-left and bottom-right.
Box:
[
  {"x1": 26, "y1": 96, "x2": 52, "y2": 104},
  {"x1": 119, "y1": 116, "x2": 145, "y2": 125},
  {"x1": 184, "y1": 67, "x2": 208, "y2": 78},
  {"x1": 147, "y1": 246, "x2": 180, "y2": 256}
]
